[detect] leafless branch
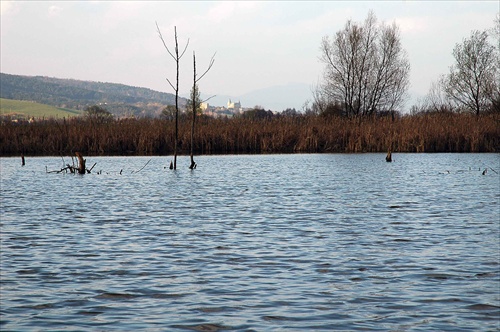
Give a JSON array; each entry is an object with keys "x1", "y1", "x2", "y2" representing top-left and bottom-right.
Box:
[
  {"x1": 196, "y1": 52, "x2": 216, "y2": 83},
  {"x1": 179, "y1": 37, "x2": 190, "y2": 59},
  {"x1": 202, "y1": 95, "x2": 217, "y2": 103},
  {"x1": 165, "y1": 78, "x2": 175, "y2": 91},
  {"x1": 156, "y1": 21, "x2": 176, "y2": 61}
]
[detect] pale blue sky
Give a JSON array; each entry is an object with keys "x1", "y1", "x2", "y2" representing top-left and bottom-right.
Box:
[{"x1": 1, "y1": 1, "x2": 498, "y2": 110}]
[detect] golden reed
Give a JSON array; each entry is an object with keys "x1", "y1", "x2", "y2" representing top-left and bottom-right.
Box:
[{"x1": 1, "y1": 112, "x2": 498, "y2": 156}]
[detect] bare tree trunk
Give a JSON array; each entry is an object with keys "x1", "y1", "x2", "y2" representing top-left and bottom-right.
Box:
[
  {"x1": 189, "y1": 51, "x2": 215, "y2": 170},
  {"x1": 75, "y1": 152, "x2": 86, "y2": 174},
  {"x1": 173, "y1": 29, "x2": 180, "y2": 170},
  {"x1": 386, "y1": 151, "x2": 392, "y2": 162},
  {"x1": 156, "y1": 23, "x2": 189, "y2": 170},
  {"x1": 189, "y1": 53, "x2": 197, "y2": 170},
  {"x1": 171, "y1": 27, "x2": 180, "y2": 170}
]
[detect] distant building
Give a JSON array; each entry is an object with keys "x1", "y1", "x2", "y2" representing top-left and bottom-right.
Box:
[
  {"x1": 197, "y1": 99, "x2": 249, "y2": 118},
  {"x1": 227, "y1": 99, "x2": 241, "y2": 110}
]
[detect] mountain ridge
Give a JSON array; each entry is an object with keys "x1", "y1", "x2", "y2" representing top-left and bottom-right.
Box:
[
  {"x1": 0, "y1": 73, "x2": 313, "y2": 116},
  {"x1": 0, "y1": 73, "x2": 185, "y2": 117}
]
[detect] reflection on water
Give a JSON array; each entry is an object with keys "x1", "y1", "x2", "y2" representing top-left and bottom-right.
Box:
[{"x1": 1, "y1": 154, "x2": 499, "y2": 331}]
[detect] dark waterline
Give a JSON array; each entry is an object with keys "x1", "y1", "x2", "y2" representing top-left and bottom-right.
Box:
[{"x1": 1, "y1": 154, "x2": 499, "y2": 331}]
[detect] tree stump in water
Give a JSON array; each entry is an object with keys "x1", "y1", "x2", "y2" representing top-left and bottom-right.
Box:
[
  {"x1": 386, "y1": 151, "x2": 392, "y2": 162},
  {"x1": 75, "y1": 152, "x2": 86, "y2": 174}
]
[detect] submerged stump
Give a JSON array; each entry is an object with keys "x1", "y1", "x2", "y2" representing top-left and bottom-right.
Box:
[{"x1": 75, "y1": 152, "x2": 86, "y2": 174}]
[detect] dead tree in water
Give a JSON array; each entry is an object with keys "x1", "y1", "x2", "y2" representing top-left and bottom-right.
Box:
[
  {"x1": 75, "y1": 152, "x2": 86, "y2": 174},
  {"x1": 189, "y1": 51, "x2": 216, "y2": 169},
  {"x1": 156, "y1": 23, "x2": 189, "y2": 170},
  {"x1": 47, "y1": 152, "x2": 95, "y2": 174}
]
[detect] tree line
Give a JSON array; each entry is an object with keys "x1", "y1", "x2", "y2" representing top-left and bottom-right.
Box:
[{"x1": 314, "y1": 11, "x2": 499, "y2": 117}]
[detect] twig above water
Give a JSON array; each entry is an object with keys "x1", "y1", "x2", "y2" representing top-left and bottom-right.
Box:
[{"x1": 133, "y1": 159, "x2": 152, "y2": 173}]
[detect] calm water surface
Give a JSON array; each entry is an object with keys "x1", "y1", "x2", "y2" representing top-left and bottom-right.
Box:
[{"x1": 1, "y1": 154, "x2": 499, "y2": 331}]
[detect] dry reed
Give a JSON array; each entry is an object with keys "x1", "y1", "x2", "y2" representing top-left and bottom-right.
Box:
[{"x1": 1, "y1": 112, "x2": 498, "y2": 156}]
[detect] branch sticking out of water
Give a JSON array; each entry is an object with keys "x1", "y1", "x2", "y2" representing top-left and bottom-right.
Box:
[
  {"x1": 46, "y1": 153, "x2": 95, "y2": 174},
  {"x1": 132, "y1": 159, "x2": 151, "y2": 173}
]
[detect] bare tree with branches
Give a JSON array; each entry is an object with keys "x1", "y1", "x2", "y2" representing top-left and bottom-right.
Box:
[
  {"x1": 415, "y1": 78, "x2": 454, "y2": 114},
  {"x1": 442, "y1": 29, "x2": 498, "y2": 116},
  {"x1": 189, "y1": 51, "x2": 215, "y2": 169},
  {"x1": 156, "y1": 23, "x2": 189, "y2": 170},
  {"x1": 318, "y1": 11, "x2": 410, "y2": 117}
]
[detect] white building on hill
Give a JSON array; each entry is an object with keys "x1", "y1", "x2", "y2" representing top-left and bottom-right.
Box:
[{"x1": 227, "y1": 99, "x2": 241, "y2": 110}]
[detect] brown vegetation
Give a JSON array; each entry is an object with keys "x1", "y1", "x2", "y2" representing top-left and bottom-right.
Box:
[{"x1": 1, "y1": 112, "x2": 498, "y2": 156}]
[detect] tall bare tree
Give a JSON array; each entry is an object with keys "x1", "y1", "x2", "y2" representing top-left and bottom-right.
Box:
[
  {"x1": 156, "y1": 23, "x2": 189, "y2": 170},
  {"x1": 416, "y1": 78, "x2": 454, "y2": 114},
  {"x1": 442, "y1": 29, "x2": 499, "y2": 116},
  {"x1": 318, "y1": 11, "x2": 410, "y2": 117},
  {"x1": 189, "y1": 51, "x2": 215, "y2": 170}
]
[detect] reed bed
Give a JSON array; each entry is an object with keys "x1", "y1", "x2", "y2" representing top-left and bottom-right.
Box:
[{"x1": 1, "y1": 113, "x2": 498, "y2": 156}]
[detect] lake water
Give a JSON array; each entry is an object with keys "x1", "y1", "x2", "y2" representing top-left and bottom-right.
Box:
[{"x1": 1, "y1": 153, "x2": 499, "y2": 331}]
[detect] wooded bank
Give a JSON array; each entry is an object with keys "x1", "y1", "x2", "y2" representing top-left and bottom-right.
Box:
[{"x1": 1, "y1": 112, "x2": 498, "y2": 156}]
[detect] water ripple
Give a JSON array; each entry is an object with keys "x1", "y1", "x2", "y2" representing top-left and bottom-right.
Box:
[{"x1": 1, "y1": 154, "x2": 499, "y2": 331}]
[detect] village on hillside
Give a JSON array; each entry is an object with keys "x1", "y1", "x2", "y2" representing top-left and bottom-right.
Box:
[{"x1": 201, "y1": 99, "x2": 254, "y2": 118}]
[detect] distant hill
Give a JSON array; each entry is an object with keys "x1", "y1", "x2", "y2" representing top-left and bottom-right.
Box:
[
  {"x1": 0, "y1": 98, "x2": 82, "y2": 119},
  {"x1": 0, "y1": 73, "x2": 186, "y2": 117}
]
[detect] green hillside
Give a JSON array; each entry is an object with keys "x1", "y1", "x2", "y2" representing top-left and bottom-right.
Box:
[
  {"x1": 0, "y1": 73, "x2": 183, "y2": 118},
  {"x1": 0, "y1": 98, "x2": 82, "y2": 119}
]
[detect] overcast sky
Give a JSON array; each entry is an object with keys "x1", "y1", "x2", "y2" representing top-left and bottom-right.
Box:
[{"x1": 1, "y1": 1, "x2": 498, "y2": 110}]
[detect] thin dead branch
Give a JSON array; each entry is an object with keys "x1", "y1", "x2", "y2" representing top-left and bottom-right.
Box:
[{"x1": 132, "y1": 159, "x2": 152, "y2": 173}]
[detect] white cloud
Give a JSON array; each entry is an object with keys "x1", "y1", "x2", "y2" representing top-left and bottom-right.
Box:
[
  {"x1": 48, "y1": 5, "x2": 62, "y2": 17},
  {"x1": 206, "y1": 1, "x2": 260, "y2": 23},
  {"x1": 0, "y1": 1, "x2": 18, "y2": 16},
  {"x1": 206, "y1": 2, "x2": 236, "y2": 23},
  {"x1": 97, "y1": 2, "x2": 147, "y2": 32},
  {"x1": 394, "y1": 16, "x2": 431, "y2": 35}
]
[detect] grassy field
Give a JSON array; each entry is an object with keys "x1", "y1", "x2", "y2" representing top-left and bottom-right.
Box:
[{"x1": 0, "y1": 98, "x2": 82, "y2": 119}]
